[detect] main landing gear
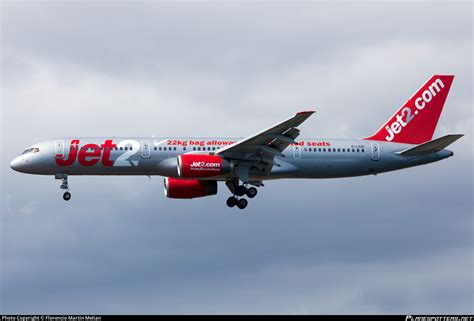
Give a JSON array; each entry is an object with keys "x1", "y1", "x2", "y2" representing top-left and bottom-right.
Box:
[
  {"x1": 226, "y1": 196, "x2": 248, "y2": 209},
  {"x1": 225, "y1": 180, "x2": 258, "y2": 210},
  {"x1": 56, "y1": 174, "x2": 71, "y2": 201}
]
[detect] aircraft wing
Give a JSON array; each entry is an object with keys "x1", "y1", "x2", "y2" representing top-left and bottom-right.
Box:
[{"x1": 215, "y1": 111, "x2": 315, "y2": 181}]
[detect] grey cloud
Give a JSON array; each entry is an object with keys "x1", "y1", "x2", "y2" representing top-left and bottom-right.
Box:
[{"x1": 1, "y1": 1, "x2": 473, "y2": 315}]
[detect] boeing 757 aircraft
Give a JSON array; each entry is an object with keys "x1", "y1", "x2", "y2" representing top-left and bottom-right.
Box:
[{"x1": 10, "y1": 75, "x2": 462, "y2": 209}]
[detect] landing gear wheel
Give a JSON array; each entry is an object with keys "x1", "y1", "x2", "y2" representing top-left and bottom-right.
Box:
[
  {"x1": 226, "y1": 196, "x2": 237, "y2": 208},
  {"x1": 237, "y1": 198, "x2": 248, "y2": 209},
  {"x1": 235, "y1": 185, "x2": 247, "y2": 197},
  {"x1": 246, "y1": 187, "x2": 257, "y2": 198},
  {"x1": 63, "y1": 192, "x2": 71, "y2": 201}
]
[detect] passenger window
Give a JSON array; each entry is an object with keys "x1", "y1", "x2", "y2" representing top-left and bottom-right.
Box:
[
  {"x1": 183, "y1": 147, "x2": 186, "y2": 151},
  {"x1": 337, "y1": 148, "x2": 340, "y2": 152},
  {"x1": 164, "y1": 147, "x2": 167, "y2": 151},
  {"x1": 352, "y1": 149, "x2": 355, "y2": 152},
  {"x1": 342, "y1": 148, "x2": 345, "y2": 152},
  {"x1": 159, "y1": 147, "x2": 162, "y2": 150},
  {"x1": 193, "y1": 147, "x2": 196, "y2": 151},
  {"x1": 318, "y1": 148, "x2": 321, "y2": 152},
  {"x1": 174, "y1": 147, "x2": 177, "y2": 151},
  {"x1": 323, "y1": 148, "x2": 326, "y2": 152},
  {"x1": 304, "y1": 148, "x2": 307, "y2": 152},
  {"x1": 357, "y1": 149, "x2": 360, "y2": 152},
  {"x1": 362, "y1": 149, "x2": 365, "y2": 153}
]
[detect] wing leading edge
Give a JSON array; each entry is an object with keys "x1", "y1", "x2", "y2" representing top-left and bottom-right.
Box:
[
  {"x1": 215, "y1": 111, "x2": 315, "y2": 181},
  {"x1": 216, "y1": 111, "x2": 315, "y2": 156}
]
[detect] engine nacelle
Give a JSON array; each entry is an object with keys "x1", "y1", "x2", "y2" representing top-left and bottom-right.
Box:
[
  {"x1": 164, "y1": 177, "x2": 218, "y2": 199},
  {"x1": 177, "y1": 154, "x2": 231, "y2": 178}
]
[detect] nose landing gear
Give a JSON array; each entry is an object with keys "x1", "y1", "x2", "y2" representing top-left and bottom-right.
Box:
[
  {"x1": 56, "y1": 174, "x2": 71, "y2": 201},
  {"x1": 63, "y1": 191, "x2": 71, "y2": 201}
]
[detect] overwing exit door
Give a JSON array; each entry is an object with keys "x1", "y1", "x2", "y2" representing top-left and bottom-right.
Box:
[{"x1": 293, "y1": 145, "x2": 301, "y2": 159}]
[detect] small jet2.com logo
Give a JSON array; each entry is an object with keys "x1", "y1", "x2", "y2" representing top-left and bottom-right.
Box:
[
  {"x1": 190, "y1": 161, "x2": 221, "y2": 171},
  {"x1": 406, "y1": 316, "x2": 474, "y2": 321}
]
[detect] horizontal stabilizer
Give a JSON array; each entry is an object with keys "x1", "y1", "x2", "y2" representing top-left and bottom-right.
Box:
[{"x1": 398, "y1": 134, "x2": 463, "y2": 157}]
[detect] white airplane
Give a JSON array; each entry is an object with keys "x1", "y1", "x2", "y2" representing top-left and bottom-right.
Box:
[{"x1": 10, "y1": 75, "x2": 462, "y2": 209}]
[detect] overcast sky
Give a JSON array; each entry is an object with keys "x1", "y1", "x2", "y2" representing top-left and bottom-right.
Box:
[{"x1": 1, "y1": 1, "x2": 473, "y2": 314}]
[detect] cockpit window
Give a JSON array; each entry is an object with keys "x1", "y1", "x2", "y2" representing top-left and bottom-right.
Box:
[{"x1": 21, "y1": 147, "x2": 39, "y2": 155}]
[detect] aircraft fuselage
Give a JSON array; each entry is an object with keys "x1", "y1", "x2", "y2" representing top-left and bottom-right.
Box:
[{"x1": 10, "y1": 137, "x2": 453, "y2": 179}]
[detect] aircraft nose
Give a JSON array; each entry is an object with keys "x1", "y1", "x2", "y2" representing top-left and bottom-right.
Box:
[{"x1": 10, "y1": 157, "x2": 24, "y2": 172}]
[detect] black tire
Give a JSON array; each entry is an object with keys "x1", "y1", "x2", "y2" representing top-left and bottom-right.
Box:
[
  {"x1": 237, "y1": 198, "x2": 248, "y2": 209},
  {"x1": 235, "y1": 185, "x2": 247, "y2": 197},
  {"x1": 226, "y1": 196, "x2": 237, "y2": 207},
  {"x1": 246, "y1": 187, "x2": 257, "y2": 198},
  {"x1": 63, "y1": 192, "x2": 71, "y2": 201}
]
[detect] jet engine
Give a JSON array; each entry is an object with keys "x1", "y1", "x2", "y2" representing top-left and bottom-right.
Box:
[
  {"x1": 177, "y1": 154, "x2": 231, "y2": 178},
  {"x1": 164, "y1": 177, "x2": 218, "y2": 199}
]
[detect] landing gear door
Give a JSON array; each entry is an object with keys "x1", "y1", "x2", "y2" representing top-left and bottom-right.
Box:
[
  {"x1": 55, "y1": 140, "x2": 64, "y2": 157},
  {"x1": 371, "y1": 142, "x2": 380, "y2": 161},
  {"x1": 141, "y1": 140, "x2": 151, "y2": 159},
  {"x1": 293, "y1": 145, "x2": 301, "y2": 159}
]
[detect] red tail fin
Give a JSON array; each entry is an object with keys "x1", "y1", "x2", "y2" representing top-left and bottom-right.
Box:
[{"x1": 365, "y1": 75, "x2": 454, "y2": 144}]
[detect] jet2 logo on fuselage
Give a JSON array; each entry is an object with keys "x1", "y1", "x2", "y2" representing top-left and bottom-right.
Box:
[
  {"x1": 55, "y1": 139, "x2": 116, "y2": 167},
  {"x1": 385, "y1": 78, "x2": 445, "y2": 142}
]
